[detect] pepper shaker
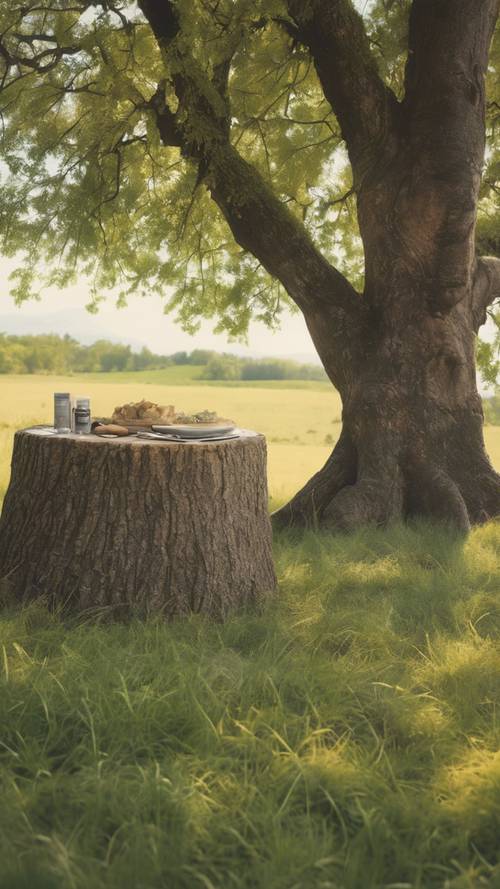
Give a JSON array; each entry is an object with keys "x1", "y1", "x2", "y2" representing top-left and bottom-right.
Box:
[{"x1": 74, "y1": 397, "x2": 91, "y2": 434}]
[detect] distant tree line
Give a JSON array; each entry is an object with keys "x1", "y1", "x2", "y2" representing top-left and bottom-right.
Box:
[
  {"x1": 200, "y1": 354, "x2": 327, "y2": 382},
  {"x1": 0, "y1": 333, "x2": 327, "y2": 380},
  {"x1": 0, "y1": 333, "x2": 190, "y2": 373}
]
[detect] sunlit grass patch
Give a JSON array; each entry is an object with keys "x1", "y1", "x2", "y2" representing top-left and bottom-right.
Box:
[
  {"x1": 415, "y1": 637, "x2": 500, "y2": 730},
  {"x1": 1, "y1": 512, "x2": 500, "y2": 886},
  {"x1": 437, "y1": 748, "x2": 500, "y2": 857}
]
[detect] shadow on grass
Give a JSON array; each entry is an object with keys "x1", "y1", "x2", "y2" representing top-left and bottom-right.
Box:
[{"x1": 0, "y1": 519, "x2": 500, "y2": 888}]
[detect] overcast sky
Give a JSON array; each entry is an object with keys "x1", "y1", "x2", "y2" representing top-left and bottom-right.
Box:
[{"x1": 0, "y1": 257, "x2": 320, "y2": 361}]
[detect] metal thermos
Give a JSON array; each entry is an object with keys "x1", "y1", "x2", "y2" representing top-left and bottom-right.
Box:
[
  {"x1": 54, "y1": 392, "x2": 72, "y2": 433},
  {"x1": 74, "y1": 397, "x2": 91, "y2": 434}
]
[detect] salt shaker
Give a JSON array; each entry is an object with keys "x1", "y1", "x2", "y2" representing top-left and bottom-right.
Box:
[{"x1": 54, "y1": 392, "x2": 72, "y2": 433}]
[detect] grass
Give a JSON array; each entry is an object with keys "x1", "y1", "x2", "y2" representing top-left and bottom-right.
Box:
[
  {"x1": 3, "y1": 366, "x2": 331, "y2": 389},
  {"x1": 1, "y1": 375, "x2": 500, "y2": 886},
  {"x1": 82, "y1": 364, "x2": 205, "y2": 384},
  {"x1": 1, "y1": 521, "x2": 500, "y2": 888}
]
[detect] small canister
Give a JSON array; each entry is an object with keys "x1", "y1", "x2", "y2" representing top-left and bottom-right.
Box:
[
  {"x1": 74, "y1": 397, "x2": 91, "y2": 435},
  {"x1": 54, "y1": 392, "x2": 72, "y2": 433}
]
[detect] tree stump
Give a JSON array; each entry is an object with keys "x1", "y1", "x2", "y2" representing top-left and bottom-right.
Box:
[{"x1": 0, "y1": 428, "x2": 276, "y2": 619}]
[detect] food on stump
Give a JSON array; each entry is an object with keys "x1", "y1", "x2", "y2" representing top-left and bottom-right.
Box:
[
  {"x1": 111, "y1": 401, "x2": 234, "y2": 425},
  {"x1": 173, "y1": 410, "x2": 234, "y2": 425},
  {"x1": 112, "y1": 401, "x2": 176, "y2": 423}
]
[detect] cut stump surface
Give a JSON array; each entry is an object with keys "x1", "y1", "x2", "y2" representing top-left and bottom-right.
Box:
[{"x1": 0, "y1": 428, "x2": 276, "y2": 619}]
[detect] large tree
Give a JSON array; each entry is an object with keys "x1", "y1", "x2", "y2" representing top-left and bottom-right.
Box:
[{"x1": 0, "y1": 0, "x2": 499, "y2": 532}]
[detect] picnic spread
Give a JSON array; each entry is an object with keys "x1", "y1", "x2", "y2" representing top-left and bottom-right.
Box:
[{"x1": 49, "y1": 395, "x2": 241, "y2": 442}]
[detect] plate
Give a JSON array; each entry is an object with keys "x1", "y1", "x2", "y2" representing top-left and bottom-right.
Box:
[{"x1": 152, "y1": 424, "x2": 235, "y2": 439}]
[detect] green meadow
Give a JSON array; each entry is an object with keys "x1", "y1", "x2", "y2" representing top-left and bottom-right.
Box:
[{"x1": 1, "y1": 373, "x2": 500, "y2": 888}]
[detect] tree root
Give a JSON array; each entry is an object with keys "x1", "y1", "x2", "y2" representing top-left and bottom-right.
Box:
[
  {"x1": 273, "y1": 435, "x2": 405, "y2": 532},
  {"x1": 271, "y1": 430, "x2": 356, "y2": 528},
  {"x1": 406, "y1": 463, "x2": 471, "y2": 535},
  {"x1": 272, "y1": 435, "x2": 500, "y2": 534},
  {"x1": 323, "y1": 471, "x2": 404, "y2": 531},
  {"x1": 447, "y1": 454, "x2": 500, "y2": 525}
]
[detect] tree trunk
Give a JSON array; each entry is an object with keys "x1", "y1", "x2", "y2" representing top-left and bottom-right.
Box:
[
  {"x1": 274, "y1": 304, "x2": 500, "y2": 533},
  {"x1": 273, "y1": 0, "x2": 500, "y2": 534},
  {"x1": 0, "y1": 429, "x2": 276, "y2": 619},
  {"x1": 274, "y1": 228, "x2": 500, "y2": 534}
]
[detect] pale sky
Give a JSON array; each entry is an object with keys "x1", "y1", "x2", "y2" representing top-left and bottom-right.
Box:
[{"x1": 0, "y1": 258, "x2": 320, "y2": 362}]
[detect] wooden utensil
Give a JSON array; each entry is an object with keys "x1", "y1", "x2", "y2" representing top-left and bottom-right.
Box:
[{"x1": 92, "y1": 423, "x2": 129, "y2": 437}]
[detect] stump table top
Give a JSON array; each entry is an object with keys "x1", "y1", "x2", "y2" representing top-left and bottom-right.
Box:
[{"x1": 20, "y1": 426, "x2": 263, "y2": 449}]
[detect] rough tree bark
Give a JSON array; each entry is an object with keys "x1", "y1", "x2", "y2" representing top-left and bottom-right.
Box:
[
  {"x1": 135, "y1": 0, "x2": 500, "y2": 534},
  {"x1": 0, "y1": 430, "x2": 276, "y2": 618},
  {"x1": 274, "y1": 0, "x2": 500, "y2": 533}
]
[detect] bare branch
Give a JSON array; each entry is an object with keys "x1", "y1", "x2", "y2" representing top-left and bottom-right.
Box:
[
  {"x1": 146, "y1": 82, "x2": 182, "y2": 148},
  {"x1": 207, "y1": 144, "x2": 357, "y2": 314},
  {"x1": 12, "y1": 33, "x2": 60, "y2": 43},
  {"x1": 0, "y1": 34, "x2": 80, "y2": 80}
]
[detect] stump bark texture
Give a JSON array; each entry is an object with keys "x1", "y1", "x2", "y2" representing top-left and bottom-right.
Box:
[{"x1": 0, "y1": 429, "x2": 276, "y2": 619}]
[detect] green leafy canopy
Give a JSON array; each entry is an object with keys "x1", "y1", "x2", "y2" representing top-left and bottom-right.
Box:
[{"x1": 0, "y1": 0, "x2": 498, "y2": 376}]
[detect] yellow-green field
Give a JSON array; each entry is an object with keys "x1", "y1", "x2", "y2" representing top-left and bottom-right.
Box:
[{"x1": 1, "y1": 374, "x2": 499, "y2": 504}]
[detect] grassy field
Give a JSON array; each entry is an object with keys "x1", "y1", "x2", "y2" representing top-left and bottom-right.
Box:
[
  {"x1": 74, "y1": 365, "x2": 331, "y2": 390},
  {"x1": 1, "y1": 374, "x2": 500, "y2": 888},
  {"x1": 1, "y1": 523, "x2": 500, "y2": 888},
  {"x1": 0, "y1": 373, "x2": 499, "y2": 506}
]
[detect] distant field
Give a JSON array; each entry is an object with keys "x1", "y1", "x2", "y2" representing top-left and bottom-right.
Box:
[
  {"x1": 24, "y1": 364, "x2": 331, "y2": 390},
  {"x1": 0, "y1": 373, "x2": 498, "y2": 505}
]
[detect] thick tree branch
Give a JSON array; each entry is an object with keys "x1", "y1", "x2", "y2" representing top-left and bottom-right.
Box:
[
  {"x1": 472, "y1": 256, "x2": 500, "y2": 332},
  {"x1": 398, "y1": 0, "x2": 500, "y2": 315},
  {"x1": 404, "y1": 0, "x2": 500, "y2": 123},
  {"x1": 206, "y1": 145, "x2": 356, "y2": 314},
  {"x1": 138, "y1": 0, "x2": 361, "y2": 318},
  {"x1": 146, "y1": 82, "x2": 183, "y2": 148},
  {"x1": 286, "y1": 0, "x2": 399, "y2": 180},
  {"x1": 403, "y1": 0, "x2": 499, "y2": 169}
]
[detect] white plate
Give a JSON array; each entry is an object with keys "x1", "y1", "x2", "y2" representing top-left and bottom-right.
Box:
[{"x1": 152, "y1": 424, "x2": 235, "y2": 439}]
